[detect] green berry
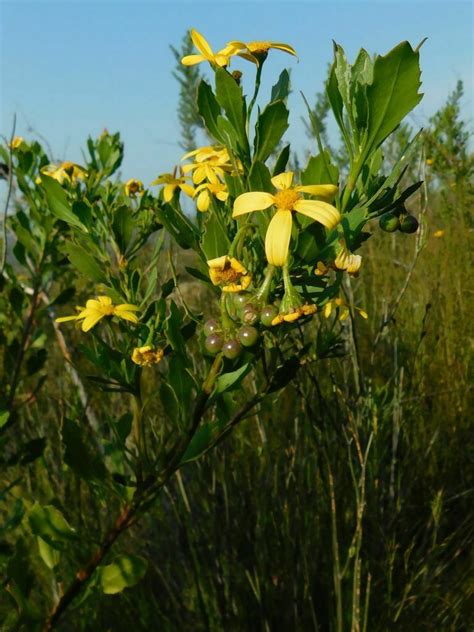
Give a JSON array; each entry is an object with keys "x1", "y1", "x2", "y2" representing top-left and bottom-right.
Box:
[
  {"x1": 238, "y1": 326, "x2": 259, "y2": 347},
  {"x1": 223, "y1": 339, "x2": 242, "y2": 360},
  {"x1": 203, "y1": 319, "x2": 219, "y2": 336},
  {"x1": 379, "y1": 212, "x2": 400, "y2": 233},
  {"x1": 205, "y1": 333, "x2": 223, "y2": 355},
  {"x1": 260, "y1": 305, "x2": 278, "y2": 327},
  {"x1": 399, "y1": 215, "x2": 419, "y2": 234}
]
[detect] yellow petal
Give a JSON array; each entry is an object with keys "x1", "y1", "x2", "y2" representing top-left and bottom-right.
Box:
[
  {"x1": 271, "y1": 42, "x2": 298, "y2": 56},
  {"x1": 207, "y1": 255, "x2": 228, "y2": 269},
  {"x1": 295, "y1": 184, "x2": 338, "y2": 199},
  {"x1": 271, "y1": 172, "x2": 294, "y2": 190},
  {"x1": 214, "y1": 54, "x2": 230, "y2": 67},
  {"x1": 115, "y1": 311, "x2": 139, "y2": 324},
  {"x1": 197, "y1": 190, "x2": 210, "y2": 212},
  {"x1": 97, "y1": 296, "x2": 113, "y2": 306},
  {"x1": 115, "y1": 304, "x2": 139, "y2": 312},
  {"x1": 265, "y1": 210, "x2": 292, "y2": 266},
  {"x1": 323, "y1": 302, "x2": 333, "y2": 318},
  {"x1": 181, "y1": 54, "x2": 206, "y2": 66},
  {"x1": 293, "y1": 200, "x2": 341, "y2": 229},
  {"x1": 82, "y1": 313, "x2": 105, "y2": 332},
  {"x1": 192, "y1": 165, "x2": 207, "y2": 184},
  {"x1": 163, "y1": 184, "x2": 176, "y2": 203},
  {"x1": 179, "y1": 183, "x2": 195, "y2": 197},
  {"x1": 55, "y1": 315, "x2": 80, "y2": 323},
  {"x1": 190, "y1": 29, "x2": 213, "y2": 58},
  {"x1": 233, "y1": 192, "x2": 274, "y2": 217}
]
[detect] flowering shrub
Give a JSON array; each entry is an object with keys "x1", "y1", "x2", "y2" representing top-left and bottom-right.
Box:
[{"x1": 0, "y1": 29, "x2": 425, "y2": 628}]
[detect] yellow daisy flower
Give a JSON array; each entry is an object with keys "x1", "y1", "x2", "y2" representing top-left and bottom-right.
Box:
[
  {"x1": 124, "y1": 178, "x2": 144, "y2": 197},
  {"x1": 272, "y1": 303, "x2": 316, "y2": 326},
  {"x1": 56, "y1": 296, "x2": 139, "y2": 332},
  {"x1": 227, "y1": 40, "x2": 297, "y2": 65},
  {"x1": 131, "y1": 345, "x2": 164, "y2": 367},
  {"x1": 181, "y1": 29, "x2": 242, "y2": 68},
  {"x1": 10, "y1": 136, "x2": 25, "y2": 150},
  {"x1": 333, "y1": 239, "x2": 362, "y2": 276},
  {"x1": 151, "y1": 169, "x2": 194, "y2": 203},
  {"x1": 233, "y1": 171, "x2": 340, "y2": 266},
  {"x1": 181, "y1": 146, "x2": 235, "y2": 184},
  {"x1": 194, "y1": 181, "x2": 229, "y2": 212},
  {"x1": 207, "y1": 256, "x2": 252, "y2": 292},
  {"x1": 323, "y1": 298, "x2": 368, "y2": 321},
  {"x1": 40, "y1": 161, "x2": 87, "y2": 185}
]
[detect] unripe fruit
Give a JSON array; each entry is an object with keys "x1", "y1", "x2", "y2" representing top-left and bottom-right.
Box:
[
  {"x1": 238, "y1": 326, "x2": 259, "y2": 347},
  {"x1": 203, "y1": 319, "x2": 219, "y2": 336},
  {"x1": 223, "y1": 339, "x2": 242, "y2": 360},
  {"x1": 205, "y1": 333, "x2": 223, "y2": 355},
  {"x1": 232, "y1": 293, "x2": 249, "y2": 310},
  {"x1": 379, "y1": 212, "x2": 400, "y2": 233},
  {"x1": 399, "y1": 215, "x2": 419, "y2": 234},
  {"x1": 260, "y1": 305, "x2": 279, "y2": 327},
  {"x1": 242, "y1": 305, "x2": 259, "y2": 325}
]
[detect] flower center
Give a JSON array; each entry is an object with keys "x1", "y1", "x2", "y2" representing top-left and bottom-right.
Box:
[
  {"x1": 273, "y1": 189, "x2": 301, "y2": 211},
  {"x1": 219, "y1": 266, "x2": 241, "y2": 283},
  {"x1": 248, "y1": 41, "x2": 272, "y2": 54},
  {"x1": 101, "y1": 305, "x2": 116, "y2": 316}
]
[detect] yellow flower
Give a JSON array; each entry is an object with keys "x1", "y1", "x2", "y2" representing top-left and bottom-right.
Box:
[
  {"x1": 10, "y1": 136, "x2": 25, "y2": 150},
  {"x1": 272, "y1": 303, "x2": 316, "y2": 326},
  {"x1": 56, "y1": 296, "x2": 139, "y2": 332},
  {"x1": 433, "y1": 229, "x2": 444, "y2": 238},
  {"x1": 207, "y1": 256, "x2": 252, "y2": 292},
  {"x1": 181, "y1": 29, "x2": 242, "y2": 68},
  {"x1": 151, "y1": 170, "x2": 194, "y2": 202},
  {"x1": 333, "y1": 239, "x2": 362, "y2": 276},
  {"x1": 194, "y1": 181, "x2": 229, "y2": 212},
  {"x1": 227, "y1": 40, "x2": 297, "y2": 65},
  {"x1": 233, "y1": 171, "x2": 340, "y2": 266},
  {"x1": 124, "y1": 178, "x2": 144, "y2": 197},
  {"x1": 323, "y1": 298, "x2": 368, "y2": 321},
  {"x1": 131, "y1": 345, "x2": 164, "y2": 367},
  {"x1": 40, "y1": 161, "x2": 87, "y2": 184},
  {"x1": 426, "y1": 158, "x2": 434, "y2": 166},
  {"x1": 181, "y1": 146, "x2": 235, "y2": 184}
]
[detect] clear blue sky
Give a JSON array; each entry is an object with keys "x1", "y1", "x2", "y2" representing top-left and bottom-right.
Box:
[{"x1": 1, "y1": 0, "x2": 472, "y2": 185}]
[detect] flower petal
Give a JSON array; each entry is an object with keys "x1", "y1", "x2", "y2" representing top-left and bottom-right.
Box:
[
  {"x1": 233, "y1": 192, "x2": 274, "y2": 217},
  {"x1": 271, "y1": 172, "x2": 294, "y2": 190},
  {"x1": 163, "y1": 184, "x2": 176, "y2": 203},
  {"x1": 179, "y1": 183, "x2": 195, "y2": 197},
  {"x1": 115, "y1": 311, "x2": 139, "y2": 324},
  {"x1": 181, "y1": 54, "x2": 206, "y2": 66},
  {"x1": 271, "y1": 43, "x2": 298, "y2": 56},
  {"x1": 190, "y1": 29, "x2": 213, "y2": 58},
  {"x1": 197, "y1": 190, "x2": 210, "y2": 212},
  {"x1": 115, "y1": 304, "x2": 140, "y2": 312},
  {"x1": 295, "y1": 184, "x2": 338, "y2": 199},
  {"x1": 97, "y1": 296, "x2": 113, "y2": 307},
  {"x1": 265, "y1": 210, "x2": 292, "y2": 266},
  {"x1": 82, "y1": 313, "x2": 105, "y2": 332},
  {"x1": 293, "y1": 200, "x2": 341, "y2": 229},
  {"x1": 55, "y1": 315, "x2": 80, "y2": 323}
]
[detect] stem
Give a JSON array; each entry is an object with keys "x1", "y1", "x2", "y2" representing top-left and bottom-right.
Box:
[
  {"x1": 0, "y1": 114, "x2": 16, "y2": 276},
  {"x1": 254, "y1": 265, "x2": 276, "y2": 303},
  {"x1": 246, "y1": 62, "x2": 264, "y2": 134},
  {"x1": 43, "y1": 356, "x2": 223, "y2": 629}
]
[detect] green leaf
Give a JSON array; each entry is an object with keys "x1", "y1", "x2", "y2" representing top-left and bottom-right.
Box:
[
  {"x1": 215, "y1": 68, "x2": 248, "y2": 152},
  {"x1": 302, "y1": 152, "x2": 339, "y2": 186},
  {"x1": 272, "y1": 144, "x2": 290, "y2": 176},
  {"x1": 271, "y1": 69, "x2": 291, "y2": 102},
  {"x1": 28, "y1": 503, "x2": 76, "y2": 549},
  {"x1": 254, "y1": 100, "x2": 289, "y2": 163},
  {"x1": 215, "y1": 363, "x2": 250, "y2": 394},
  {"x1": 0, "y1": 410, "x2": 9, "y2": 429},
  {"x1": 364, "y1": 41, "x2": 422, "y2": 154},
  {"x1": 200, "y1": 211, "x2": 231, "y2": 260},
  {"x1": 156, "y1": 203, "x2": 198, "y2": 250},
  {"x1": 37, "y1": 537, "x2": 61, "y2": 570},
  {"x1": 197, "y1": 80, "x2": 225, "y2": 144},
  {"x1": 97, "y1": 555, "x2": 147, "y2": 595},
  {"x1": 113, "y1": 206, "x2": 135, "y2": 253},
  {"x1": 41, "y1": 175, "x2": 87, "y2": 231},
  {"x1": 64, "y1": 242, "x2": 108, "y2": 284},
  {"x1": 248, "y1": 161, "x2": 273, "y2": 192}
]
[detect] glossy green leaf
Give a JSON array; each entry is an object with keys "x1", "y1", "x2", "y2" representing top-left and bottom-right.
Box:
[
  {"x1": 65, "y1": 242, "x2": 108, "y2": 284},
  {"x1": 271, "y1": 69, "x2": 291, "y2": 102},
  {"x1": 97, "y1": 554, "x2": 147, "y2": 595},
  {"x1": 254, "y1": 100, "x2": 289, "y2": 163},
  {"x1": 215, "y1": 363, "x2": 250, "y2": 394},
  {"x1": 197, "y1": 79, "x2": 225, "y2": 144},
  {"x1": 215, "y1": 68, "x2": 248, "y2": 152},
  {"x1": 200, "y1": 211, "x2": 231, "y2": 260},
  {"x1": 364, "y1": 41, "x2": 422, "y2": 154},
  {"x1": 28, "y1": 503, "x2": 76, "y2": 548},
  {"x1": 302, "y1": 152, "x2": 339, "y2": 186},
  {"x1": 41, "y1": 175, "x2": 87, "y2": 231}
]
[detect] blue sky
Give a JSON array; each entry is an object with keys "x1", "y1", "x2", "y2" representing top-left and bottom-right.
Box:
[{"x1": 1, "y1": 0, "x2": 472, "y2": 185}]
